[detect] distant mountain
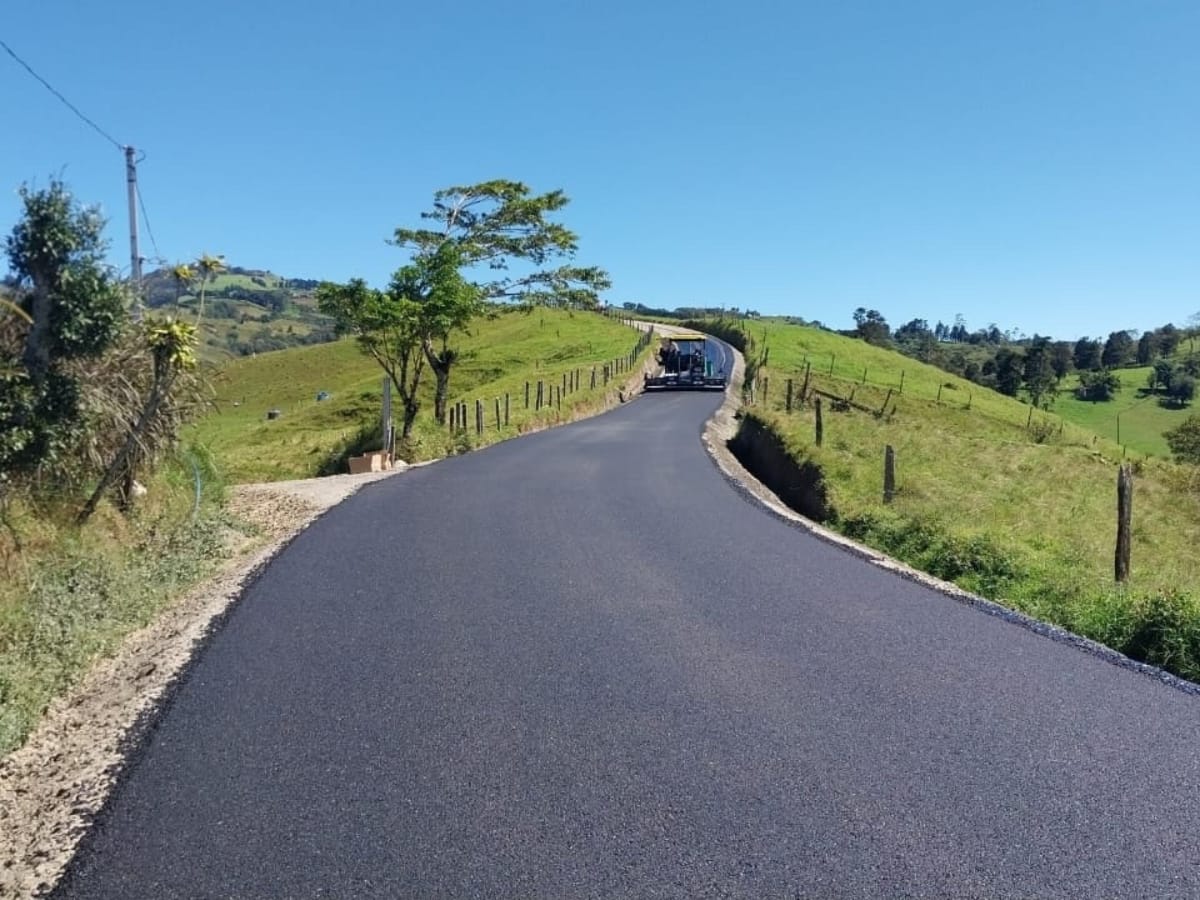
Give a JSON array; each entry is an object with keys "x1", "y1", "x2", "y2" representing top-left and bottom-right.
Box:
[{"x1": 141, "y1": 264, "x2": 338, "y2": 363}]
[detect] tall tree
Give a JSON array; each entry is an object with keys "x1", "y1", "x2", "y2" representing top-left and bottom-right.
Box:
[
  {"x1": 1074, "y1": 337, "x2": 1102, "y2": 371},
  {"x1": 1023, "y1": 337, "x2": 1058, "y2": 408},
  {"x1": 852, "y1": 307, "x2": 891, "y2": 346},
  {"x1": 397, "y1": 242, "x2": 479, "y2": 425},
  {"x1": 993, "y1": 348, "x2": 1024, "y2": 397},
  {"x1": 392, "y1": 180, "x2": 610, "y2": 423},
  {"x1": 317, "y1": 277, "x2": 425, "y2": 440},
  {"x1": 1050, "y1": 341, "x2": 1073, "y2": 379},
  {"x1": 1137, "y1": 331, "x2": 1155, "y2": 366},
  {"x1": 1165, "y1": 415, "x2": 1200, "y2": 464},
  {"x1": 2, "y1": 181, "x2": 125, "y2": 479},
  {"x1": 1102, "y1": 330, "x2": 1135, "y2": 368},
  {"x1": 1157, "y1": 323, "x2": 1181, "y2": 357}
]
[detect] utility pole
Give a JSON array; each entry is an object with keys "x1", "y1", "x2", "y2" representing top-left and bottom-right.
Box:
[{"x1": 125, "y1": 145, "x2": 143, "y2": 319}]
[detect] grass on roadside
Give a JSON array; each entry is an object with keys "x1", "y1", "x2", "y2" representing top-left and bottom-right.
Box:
[{"x1": 0, "y1": 450, "x2": 242, "y2": 754}]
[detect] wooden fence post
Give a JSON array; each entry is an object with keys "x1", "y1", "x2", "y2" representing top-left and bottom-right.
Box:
[
  {"x1": 495, "y1": 397, "x2": 501, "y2": 431},
  {"x1": 504, "y1": 394, "x2": 510, "y2": 427},
  {"x1": 884, "y1": 445, "x2": 896, "y2": 503},
  {"x1": 786, "y1": 378, "x2": 793, "y2": 413},
  {"x1": 1026, "y1": 405, "x2": 1034, "y2": 430},
  {"x1": 862, "y1": 366, "x2": 868, "y2": 385},
  {"x1": 475, "y1": 399, "x2": 483, "y2": 435},
  {"x1": 815, "y1": 398, "x2": 823, "y2": 447},
  {"x1": 899, "y1": 371, "x2": 905, "y2": 394},
  {"x1": 936, "y1": 383, "x2": 943, "y2": 404},
  {"x1": 525, "y1": 381, "x2": 530, "y2": 409},
  {"x1": 880, "y1": 388, "x2": 893, "y2": 417},
  {"x1": 762, "y1": 377, "x2": 768, "y2": 405},
  {"x1": 1116, "y1": 463, "x2": 1133, "y2": 582},
  {"x1": 800, "y1": 362, "x2": 811, "y2": 405},
  {"x1": 591, "y1": 367, "x2": 597, "y2": 389},
  {"x1": 449, "y1": 405, "x2": 456, "y2": 431}
]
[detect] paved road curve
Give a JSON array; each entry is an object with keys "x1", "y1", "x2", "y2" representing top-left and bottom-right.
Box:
[{"x1": 57, "y1": 384, "x2": 1200, "y2": 898}]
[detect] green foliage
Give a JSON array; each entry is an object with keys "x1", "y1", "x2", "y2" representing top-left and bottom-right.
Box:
[
  {"x1": 839, "y1": 511, "x2": 1021, "y2": 597},
  {"x1": 1, "y1": 181, "x2": 126, "y2": 480},
  {"x1": 392, "y1": 179, "x2": 611, "y2": 310},
  {"x1": 5, "y1": 182, "x2": 124, "y2": 363},
  {"x1": 0, "y1": 463, "x2": 233, "y2": 753},
  {"x1": 1076, "y1": 590, "x2": 1200, "y2": 683},
  {"x1": 1167, "y1": 374, "x2": 1196, "y2": 408},
  {"x1": 1164, "y1": 415, "x2": 1200, "y2": 464},
  {"x1": 852, "y1": 307, "x2": 891, "y2": 346},
  {"x1": 76, "y1": 315, "x2": 205, "y2": 523},
  {"x1": 1022, "y1": 337, "x2": 1058, "y2": 409},
  {"x1": 1102, "y1": 330, "x2": 1135, "y2": 368},
  {"x1": 992, "y1": 347, "x2": 1023, "y2": 397},
  {"x1": 1074, "y1": 337, "x2": 1102, "y2": 371},
  {"x1": 1076, "y1": 368, "x2": 1121, "y2": 401},
  {"x1": 317, "y1": 277, "x2": 426, "y2": 438}
]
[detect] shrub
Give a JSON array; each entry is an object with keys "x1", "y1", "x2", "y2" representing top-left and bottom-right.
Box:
[{"x1": 1165, "y1": 415, "x2": 1200, "y2": 465}]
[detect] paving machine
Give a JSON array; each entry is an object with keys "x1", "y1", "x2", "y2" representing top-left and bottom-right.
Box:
[{"x1": 643, "y1": 333, "x2": 727, "y2": 391}]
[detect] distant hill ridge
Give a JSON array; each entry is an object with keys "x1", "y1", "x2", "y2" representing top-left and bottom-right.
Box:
[{"x1": 140, "y1": 264, "x2": 336, "y2": 362}]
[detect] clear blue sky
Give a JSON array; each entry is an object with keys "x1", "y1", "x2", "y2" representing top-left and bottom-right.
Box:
[{"x1": 3, "y1": 0, "x2": 1197, "y2": 340}]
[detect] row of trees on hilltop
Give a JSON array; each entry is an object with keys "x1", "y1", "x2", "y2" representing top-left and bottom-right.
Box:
[
  {"x1": 317, "y1": 180, "x2": 611, "y2": 443},
  {"x1": 849, "y1": 307, "x2": 1200, "y2": 408}
]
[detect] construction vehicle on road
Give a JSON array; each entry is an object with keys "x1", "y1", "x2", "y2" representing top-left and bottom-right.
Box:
[{"x1": 643, "y1": 333, "x2": 727, "y2": 391}]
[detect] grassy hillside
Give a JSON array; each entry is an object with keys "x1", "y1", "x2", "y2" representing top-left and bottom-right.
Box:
[
  {"x1": 192, "y1": 307, "x2": 649, "y2": 482},
  {"x1": 728, "y1": 317, "x2": 1200, "y2": 678},
  {"x1": 1056, "y1": 365, "x2": 1193, "y2": 458},
  {"x1": 143, "y1": 266, "x2": 336, "y2": 364}
]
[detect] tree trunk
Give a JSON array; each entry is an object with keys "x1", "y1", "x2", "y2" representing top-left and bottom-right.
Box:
[
  {"x1": 400, "y1": 399, "x2": 419, "y2": 439},
  {"x1": 423, "y1": 340, "x2": 452, "y2": 424},
  {"x1": 432, "y1": 368, "x2": 450, "y2": 424}
]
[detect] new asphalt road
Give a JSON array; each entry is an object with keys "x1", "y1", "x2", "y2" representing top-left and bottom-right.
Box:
[{"x1": 57, "y1": 376, "x2": 1200, "y2": 898}]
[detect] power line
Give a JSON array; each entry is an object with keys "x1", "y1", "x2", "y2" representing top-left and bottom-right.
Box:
[
  {"x1": 135, "y1": 181, "x2": 162, "y2": 265},
  {"x1": 0, "y1": 36, "x2": 124, "y2": 152}
]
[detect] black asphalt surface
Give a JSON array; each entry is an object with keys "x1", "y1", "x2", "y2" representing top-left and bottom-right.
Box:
[{"x1": 57, "y1": 348, "x2": 1200, "y2": 898}]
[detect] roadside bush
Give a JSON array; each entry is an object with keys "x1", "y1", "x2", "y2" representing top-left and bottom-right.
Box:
[
  {"x1": 1164, "y1": 415, "x2": 1200, "y2": 465},
  {"x1": 1075, "y1": 590, "x2": 1200, "y2": 683},
  {"x1": 838, "y1": 511, "x2": 1022, "y2": 597}
]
